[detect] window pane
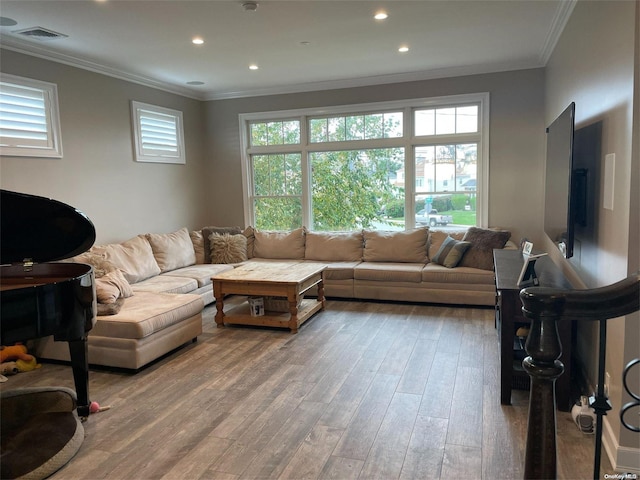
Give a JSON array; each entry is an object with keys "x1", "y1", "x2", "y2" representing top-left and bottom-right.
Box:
[
  {"x1": 250, "y1": 122, "x2": 268, "y2": 146},
  {"x1": 283, "y1": 121, "x2": 300, "y2": 144},
  {"x1": 309, "y1": 118, "x2": 327, "y2": 143},
  {"x1": 250, "y1": 120, "x2": 300, "y2": 145},
  {"x1": 415, "y1": 146, "x2": 435, "y2": 193},
  {"x1": 456, "y1": 143, "x2": 477, "y2": 191},
  {"x1": 328, "y1": 117, "x2": 344, "y2": 142},
  {"x1": 364, "y1": 114, "x2": 383, "y2": 139},
  {"x1": 415, "y1": 109, "x2": 435, "y2": 136},
  {"x1": 310, "y1": 148, "x2": 404, "y2": 231},
  {"x1": 252, "y1": 153, "x2": 301, "y2": 196},
  {"x1": 254, "y1": 197, "x2": 302, "y2": 230},
  {"x1": 456, "y1": 106, "x2": 478, "y2": 133},
  {"x1": 253, "y1": 155, "x2": 270, "y2": 195},
  {"x1": 435, "y1": 108, "x2": 455, "y2": 135},
  {"x1": 435, "y1": 145, "x2": 455, "y2": 192},
  {"x1": 345, "y1": 115, "x2": 364, "y2": 140},
  {"x1": 267, "y1": 122, "x2": 283, "y2": 145},
  {"x1": 384, "y1": 112, "x2": 403, "y2": 138}
]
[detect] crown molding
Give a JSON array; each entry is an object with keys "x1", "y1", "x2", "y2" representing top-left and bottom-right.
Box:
[
  {"x1": 539, "y1": 0, "x2": 577, "y2": 65},
  {"x1": 0, "y1": 36, "x2": 206, "y2": 101}
]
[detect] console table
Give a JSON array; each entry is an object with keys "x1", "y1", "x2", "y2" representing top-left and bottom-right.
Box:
[{"x1": 493, "y1": 249, "x2": 574, "y2": 411}]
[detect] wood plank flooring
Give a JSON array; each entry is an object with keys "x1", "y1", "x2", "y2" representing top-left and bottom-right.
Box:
[{"x1": 3, "y1": 299, "x2": 608, "y2": 479}]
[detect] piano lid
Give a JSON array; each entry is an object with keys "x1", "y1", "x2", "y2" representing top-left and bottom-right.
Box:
[{"x1": 1, "y1": 189, "x2": 96, "y2": 265}]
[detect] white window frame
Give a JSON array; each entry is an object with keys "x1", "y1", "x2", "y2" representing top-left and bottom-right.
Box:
[
  {"x1": 239, "y1": 93, "x2": 489, "y2": 229},
  {"x1": 131, "y1": 101, "x2": 185, "y2": 164},
  {"x1": 0, "y1": 73, "x2": 63, "y2": 158}
]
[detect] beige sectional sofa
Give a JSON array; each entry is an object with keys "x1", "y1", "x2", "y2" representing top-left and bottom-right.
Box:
[
  {"x1": 35, "y1": 225, "x2": 512, "y2": 370},
  {"x1": 35, "y1": 228, "x2": 234, "y2": 370},
  {"x1": 243, "y1": 226, "x2": 513, "y2": 306}
]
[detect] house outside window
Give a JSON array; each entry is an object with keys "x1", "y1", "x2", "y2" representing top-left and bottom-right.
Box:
[
  {"x1": 0, "y1": 74, "x2": 63, "y2": 158},
  {"x1": 240, "y1": 93, "x2": 489, "y2": 231}
]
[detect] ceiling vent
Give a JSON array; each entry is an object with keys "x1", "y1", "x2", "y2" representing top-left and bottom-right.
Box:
[{"x1": 13, "y1": 26, "x2": 68, "y2": 41}]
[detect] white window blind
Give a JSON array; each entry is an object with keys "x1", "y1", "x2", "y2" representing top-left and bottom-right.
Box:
[
  {"x1": 131, "y1": 101, "x2": 185, "y2": 164},
  {"x1": 0, "y1": 74, "x2": 63, "y2": 158}
]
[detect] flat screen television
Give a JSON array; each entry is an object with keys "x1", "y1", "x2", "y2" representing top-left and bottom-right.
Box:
[{"x1": 544, "y1": 102, "x2": 583, "y2": 259}]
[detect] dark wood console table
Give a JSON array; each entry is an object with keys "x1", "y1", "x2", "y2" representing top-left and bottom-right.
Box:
[{"x1": 493, "y1": 249, "x2": 574, "y2": 411}]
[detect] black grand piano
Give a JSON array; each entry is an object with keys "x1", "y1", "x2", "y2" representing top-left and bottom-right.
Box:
[{"x1": 1, "y1": 189, "x2": 97, "y2": 418}]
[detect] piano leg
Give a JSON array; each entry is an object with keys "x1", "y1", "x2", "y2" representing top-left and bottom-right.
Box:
[{"x1": 68, "y1": 338, "x2": 91, "y2": 419}]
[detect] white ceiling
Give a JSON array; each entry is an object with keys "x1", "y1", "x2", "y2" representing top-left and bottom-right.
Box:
[{"x1": 0, "y1": 0, "x2": 575, "y2": 100}]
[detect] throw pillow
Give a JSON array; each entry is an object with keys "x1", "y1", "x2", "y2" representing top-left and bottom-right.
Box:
[
  {"x1": 202, "y1": 226, "x2": 242, "y2": 263},
  {"x1": 146, "y1": 227, "x2": 196, "y2": 273},
  {"x1": 431, "y1": 236, "x2": 471, "y2": 268},
  {"x1": 209, "y1": 233, "x2": 248, "y2": 264},
  {"x1": 95, "y1": 269, "x2": 133, "y2": 303},
  {"x1": 459, "y1": 227, "x2": 511, "y2": 270}
]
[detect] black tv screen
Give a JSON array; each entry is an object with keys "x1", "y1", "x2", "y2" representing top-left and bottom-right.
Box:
[{"x1": 544, "y1": 102, "x2": 576, "y2": 258}]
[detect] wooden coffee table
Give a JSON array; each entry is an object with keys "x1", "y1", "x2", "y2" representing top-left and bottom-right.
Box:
[{"x1": 211, "y1": 262, "x2": 326, "y2": 333}]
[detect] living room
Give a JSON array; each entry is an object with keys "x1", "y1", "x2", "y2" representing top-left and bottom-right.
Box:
[{"x1": 1, "y1": 0, "x2": 638, "y2": 478}]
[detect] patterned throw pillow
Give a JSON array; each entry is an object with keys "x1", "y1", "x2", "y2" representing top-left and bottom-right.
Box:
[
  {"x1": 432, "y1": 236, "x2": 471, "y2": 268},
  {"x1": 209, "y1": 233, "x2": 248, "y2": 264}
]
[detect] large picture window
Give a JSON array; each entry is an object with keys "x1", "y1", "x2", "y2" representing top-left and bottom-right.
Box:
[{"x1": 240, "y1": 93, "x2": 489, "y2": 231}]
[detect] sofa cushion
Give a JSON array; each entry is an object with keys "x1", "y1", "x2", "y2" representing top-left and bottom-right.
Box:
[
  {"x1": 431, "y1": 236, "x2": 471, "y2": 268},
  {"x1": 459, "y1": 227, "x2": 511, "y2": 271},
  {"x1": 190, "y1": 230, "x2": 205, "y2": 264},
  {"x1": 202, "y1": 226, "x2": 243, "y2": 263},
  {"x1": 363, "y1": 228, "x2": 428, "y2": 263},
  {"x1": 146, "y1": 227, "x2": 196, "y2": 273},
  {"x1": 209, "y1": 233, "x2": 248, "y2": 264},
  {"x1": 303, "y1": 260, "x2": 359, "y2": 280},
  {"x1": 305, "y1": 231, "x2": 363, "y2": 262},
  {"x1": 253, "y1": 228, "x2": 305, "y2": 259},
  {"x1": 131, "y1": 275, "x2": 198, "y2": 295},
  {"x1": 354, "y1": 262, "x2": 424, "y2": 283},
  {"x1": 422, "y1": 263, "x2": 495, "y2": 285},
  {"x1": 95, "y1": 235, "x2": 161, "y2": 284},
  {"x1": 163, "y1": 264, "x2": 235, "y2": 288},
  {"x1": 90, "y1": 292, "x2": 203, "y2": 340}
]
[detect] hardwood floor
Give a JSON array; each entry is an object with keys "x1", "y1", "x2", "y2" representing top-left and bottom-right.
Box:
[{"x1": 3, "y1": 299, "x2": 608, "y2": 479}]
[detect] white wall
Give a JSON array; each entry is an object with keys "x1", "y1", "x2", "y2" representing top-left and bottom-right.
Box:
[
  {"x1": 0, "y1": 50, "x2": 210, "y2": 244},
  {"x1": 544, "y1": 0, "x2": 638, "y2": 470}
]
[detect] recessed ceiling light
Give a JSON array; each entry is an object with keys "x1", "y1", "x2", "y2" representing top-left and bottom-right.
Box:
[
  {"x1": 192, "y1": 37, "x2": 204, "y2": 45},
  {"x1": 249, "y1": 64, "x2": 259, "y2": 70},
  {"x1": 398, "y1": 46, "x2": 409, "y2": 53},
  {"x1": 374, "y1": 11, "x2": 388, "y2": 20}
]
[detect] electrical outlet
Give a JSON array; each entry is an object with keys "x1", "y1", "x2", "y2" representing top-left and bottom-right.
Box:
[{"x1": 604, "y1": 371, "x2": 611, "y2": 397}]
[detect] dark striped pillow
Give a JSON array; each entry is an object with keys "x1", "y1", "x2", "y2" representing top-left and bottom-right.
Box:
[{"x1": 432, "y1": 235, "x2": 471, "y2": 268}]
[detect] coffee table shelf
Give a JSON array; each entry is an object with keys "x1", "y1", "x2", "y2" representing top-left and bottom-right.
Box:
[{"x1": 222, "y1": 298, "x2": 324, "y2": 331}]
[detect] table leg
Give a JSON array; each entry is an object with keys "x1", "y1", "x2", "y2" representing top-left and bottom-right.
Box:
[
  {"x1": 288, "y1": 291, "x2": 299, "y2": 334},
  {"x1": 213, "y1": 282, "x2": 225, "y2": 328},
  {"x1": 317, "y1": 277, "x2": 325, "y2": 309}
]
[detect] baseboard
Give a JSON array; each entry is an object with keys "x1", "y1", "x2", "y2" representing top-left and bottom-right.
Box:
[{"x1": 603, "y1": 416, "x2": 640, "y2": 474}]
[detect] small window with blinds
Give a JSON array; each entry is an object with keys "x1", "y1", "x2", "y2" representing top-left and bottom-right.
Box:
[
  {"x1": 0, "y1": 74, "x2": 63, "y2": 158},
  {"x1": 131, "y1": 101, "x2": 185, "y2": 164}
]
